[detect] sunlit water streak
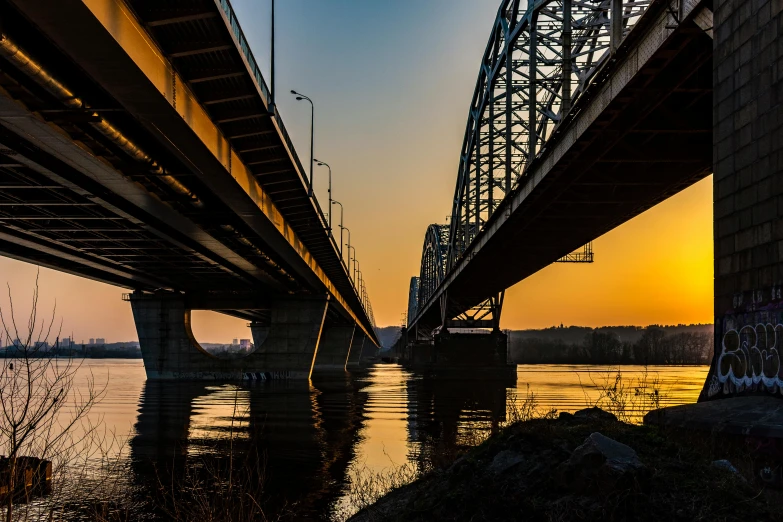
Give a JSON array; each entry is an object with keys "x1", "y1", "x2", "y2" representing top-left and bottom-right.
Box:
[{"x1": 42, "y1": 360, "x2": 708, "y2": 520}]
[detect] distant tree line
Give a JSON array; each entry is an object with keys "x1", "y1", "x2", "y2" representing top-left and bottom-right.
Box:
[
  {"x1": 1, "y1": 344, "x2": 142, "y2": 359},
  {"x1": 509, "y1": 327, "x2": 713, "y2": 365}
]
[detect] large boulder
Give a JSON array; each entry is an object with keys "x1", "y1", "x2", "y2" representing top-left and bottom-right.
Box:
[
  {"x1": 573, "y1": 407, "x2": 618, "y2": 422},
  {"x1": 488, "y1": 450, "x2": 525, "y2": 474},
  {"x1": 558, "y1": 432, "x2": 645, "y2": 494}
]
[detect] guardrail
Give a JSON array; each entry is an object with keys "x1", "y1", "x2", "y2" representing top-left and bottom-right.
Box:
[{"x1": 215, "y1": 0, "x2": 374, "y2": 325}]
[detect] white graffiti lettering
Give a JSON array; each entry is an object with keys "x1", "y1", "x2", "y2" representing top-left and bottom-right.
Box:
[{"x1": 713, "y1": 323, "x2": 783, "y2": 396}]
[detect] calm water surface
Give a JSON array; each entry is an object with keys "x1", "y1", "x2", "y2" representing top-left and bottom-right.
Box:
[{"x1": 68, "y1": 360, "x2": 709, "y2": 520}]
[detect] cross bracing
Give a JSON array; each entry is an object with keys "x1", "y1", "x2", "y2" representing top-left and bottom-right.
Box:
[{"x1": 414, "y1": 0, "x2": 652, "y2": 331}]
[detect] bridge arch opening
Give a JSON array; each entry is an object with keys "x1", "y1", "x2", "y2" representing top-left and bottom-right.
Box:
[{"x1": 189, "y1": 310, "x2": 258, "y2": 359}]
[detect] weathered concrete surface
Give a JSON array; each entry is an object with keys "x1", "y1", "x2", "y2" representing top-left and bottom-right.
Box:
[
  {"x1": 360, "y1": 336, "x2": 380, "y2": 364},
  {"x1": 312, "y1": 325, "x2": 355, "y2": 371},
  {"x1": 645, "y1": 397, "x2": 783, "y2": 438},
  {"x1": 131, "y1": 292, "x2": 329, "y2": 380},
  {"x1": 345, "y1": 331, "x2": 366, "y2": 368},
  {"x1": 702, "y1": 0, "x2": 783, "y2": 400},
  {"x1": 403, "y1": 331, "x2": 516, "y2": 379}
]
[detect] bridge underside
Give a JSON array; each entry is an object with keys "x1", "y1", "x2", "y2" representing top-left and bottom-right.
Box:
[
  {"x1": 0, "y1": 0, "x2": 377, "y2": 377},
  {"x1": 414, "y1": 8, "x2": 713, "y2": 333}
]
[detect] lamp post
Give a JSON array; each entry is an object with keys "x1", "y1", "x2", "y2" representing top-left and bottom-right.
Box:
[
  {"x1": 291, "y1": 90, "x2": 314, "y2": 196},
  {"x1": 358, "y1": 270, "x2": 364, "y2": 307},
  {"x1": 348, "y1": 244, "x2": 356, "y2": 284},
  {"x1": 332, "y1": 200, "x2": 344, "y2": 257},
  {"x1": 270, "y1": 0, "x2": 275, "y2": 108},
  {"x1": 315, "y1": 159, "x2": 332, "y2": 231}
]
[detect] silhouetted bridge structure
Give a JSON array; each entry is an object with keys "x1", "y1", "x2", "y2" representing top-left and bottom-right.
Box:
[
  {"x1": 0, "y1": 0, "x2": 377, "y2": 379},
  {"x1": 407, "y1": 0, "x2": 783, "y2": 397}
]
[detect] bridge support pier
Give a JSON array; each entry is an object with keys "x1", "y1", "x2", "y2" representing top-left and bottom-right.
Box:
[
  {"x1": 312, "y1": 325, "x2": 355, "y2": 372},
  {"x1": 130, "y1": 291, "x2": 329, "y2": 380},
  {"x1": 403, "y1": 330, "x2": 516, "y2": 380},
  {"x1": 701, "y1": 0, "x2": 783, "y2": 400},
  {"x1": 345, "y1": 331, "x2": 366, "y2": 369}
]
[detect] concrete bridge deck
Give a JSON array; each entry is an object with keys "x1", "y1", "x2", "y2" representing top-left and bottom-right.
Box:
[{"x1": 0, "y1": 0, "x2": 377, "y2": 378}]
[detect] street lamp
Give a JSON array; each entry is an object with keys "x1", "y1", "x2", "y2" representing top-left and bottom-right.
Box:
[
  {"x1": 291, "y1": 90, "x2": 314, "y2": 196},
  {"x1": 348, "y1": 244, "x2": 356, "y2": 283},
  {"x1": 332, "y1": 200, "x2": 344, "y2": 257},
  {"x1": 315, "y1": 159, "x2": 332, "y2": 231}
]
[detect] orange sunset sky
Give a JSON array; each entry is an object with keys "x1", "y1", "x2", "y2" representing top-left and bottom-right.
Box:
[{"x1": 0, "y1": 0, "x2": 714, "y2": 343}]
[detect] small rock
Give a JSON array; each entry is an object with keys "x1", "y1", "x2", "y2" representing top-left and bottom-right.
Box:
[
  {"x1": 488, "y1": 450, "x2": 525, "y2": 474},
  {"x1": 558, "y1": 432, "x2": 645, "y2": 493},
  {"x1": 712, "y1": 459, "x2": 747, "y2": 482},
  {"x1": 573, "y1": 407, "x2": 618, "y2": 422}
]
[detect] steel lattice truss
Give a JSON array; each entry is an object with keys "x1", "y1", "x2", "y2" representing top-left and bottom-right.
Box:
[
  {"x1": 417, "y1": 224, "x2": 450, "y2": 315},
  {"x1": 414, "y1": 0, "x2": 652, "y2": 329}
]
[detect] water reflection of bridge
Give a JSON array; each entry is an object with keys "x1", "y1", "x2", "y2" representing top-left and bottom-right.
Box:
[
  {"x1": 130, "y1": 375, "x2": 371, "y2": 519},
  {"x1": 405, "y1": 374, "x2": 513, "y2": 470},
  {"x1": 129, "y1": 366, "x2": 517, "y2": 518}
]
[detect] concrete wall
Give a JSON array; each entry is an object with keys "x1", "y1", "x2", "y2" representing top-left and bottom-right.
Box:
[
  {"x1": 131, "y1": 292, "x2": 329, "y2": 380},
  {"x1": 345, "y1": 331, "x2": 366, "y2": 368},
  {"x1": 312, "y1": 325, "x2": 355, "y2": 371},
  {"x1": 703, "y1": 0, "x2": 783, "y2": 399}
]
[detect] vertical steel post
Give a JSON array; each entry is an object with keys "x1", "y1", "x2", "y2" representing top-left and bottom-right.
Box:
[
  {"x1": 270, "y1": 0, "x2": 275, "y2": 107},
  {"x1": 611, "y1": 0, "x2": 623, "y2": 54},
  {"x1": 562, "y1": 0, "x2": 572, "y2": 116},
  {"x1": 505, "y1": 30, "x2": 512, "y2": 193},
  {"x1": 528, "y1": 12, "x2": 537, "y2": 166},
  {"x1": 309, "y1": 104, "x2": 314, "y2": 196},
  {"x1": 488, "y1": 93, "x2": 494, "y2": 215},
  {"x1": 464, "y1": 161, "x2": 470, "y2": 250},
  {"x1": 474, "y1": 109, "x2": 481, "y2": 238}
]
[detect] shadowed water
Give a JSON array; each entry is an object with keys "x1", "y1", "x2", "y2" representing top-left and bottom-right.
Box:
[{"x1": 63, "y1": 360, "x2": 709, "y2": 520}]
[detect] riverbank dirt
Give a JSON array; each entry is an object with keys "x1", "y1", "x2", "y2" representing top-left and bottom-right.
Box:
[{"x1": 348, "y1": 407, "x2": 782, "y2": 522}]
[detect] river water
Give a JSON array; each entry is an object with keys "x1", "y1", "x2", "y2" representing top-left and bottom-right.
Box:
[{"x1": 62, "y1": 360, "x2": 708, "y2": 520}]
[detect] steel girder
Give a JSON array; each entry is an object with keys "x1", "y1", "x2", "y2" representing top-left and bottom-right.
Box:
[
  {"x1": 413, "y1": 0, "x2": 652, "y2": 330},
  {"x1": 417, "y1": 224, "x2": 449, "y2": 318},
  {"x1": 406, "y1": 276, "x2": 420, "y2": 327}
]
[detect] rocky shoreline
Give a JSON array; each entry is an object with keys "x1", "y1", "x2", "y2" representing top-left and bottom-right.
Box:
[{"x1": 349, "y1": 407, "x2": 782, "y2": 522}]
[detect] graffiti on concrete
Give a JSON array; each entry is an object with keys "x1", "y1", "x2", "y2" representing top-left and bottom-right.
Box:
[{"x1": 707, "y1": 321, "x2": 783, "y2": 397}]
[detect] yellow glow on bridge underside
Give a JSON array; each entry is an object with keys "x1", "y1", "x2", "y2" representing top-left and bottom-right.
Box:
[{"x1": 502, "y1": 175, "x2": 714, "y2": 329}]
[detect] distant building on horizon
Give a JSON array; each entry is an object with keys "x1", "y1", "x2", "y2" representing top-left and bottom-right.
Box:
[
  {"x1": 232, "y1": 339, "x2": 238, "y2": 346},
  {"x1": 89, "y1": 338, "x2": 95, "y2": 345},
  {"x1": 239, "y1": 339, "x2": 251, "y2": 350},
  {"x1": 96, "y1": 338, "x2": 106, "y2": 345}
]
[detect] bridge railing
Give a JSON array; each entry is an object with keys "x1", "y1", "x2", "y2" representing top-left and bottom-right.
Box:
[{"x1": 216, "y1": 0, "x2": 374, "y2": 321}]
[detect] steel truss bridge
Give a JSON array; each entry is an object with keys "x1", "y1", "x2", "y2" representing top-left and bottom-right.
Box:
[
  {"x1": 0, "y1": 0, "x2": 377, "y2": 344},
  {"x1": 408, "y1": 0, "x2": 713, "y2": 335}
]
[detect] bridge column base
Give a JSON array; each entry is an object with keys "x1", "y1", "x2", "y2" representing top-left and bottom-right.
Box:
[
  {"x1": 130, "y1": 291, "x2": 329, "y2": 380},
  {"x1": 312, "y1": 326, "x2": 355, "y2": 372},
  {"x1": 345, "y1": 331, "x2": 366, "y2": 369},
  {"x1": 403, "y1": 330, "x2": 516, "y2": 380}
]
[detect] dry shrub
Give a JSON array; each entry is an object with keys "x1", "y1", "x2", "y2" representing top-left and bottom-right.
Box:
[
  {"x1": 589, "y1": 366, "x2": 667, "y2": 423},
  {"x1": 0, "y1": 274, "x2": 129, "y2": 521}
]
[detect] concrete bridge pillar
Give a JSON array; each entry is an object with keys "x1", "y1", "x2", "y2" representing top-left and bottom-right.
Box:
[
  {"x1": 360, "y1": 335, "x2": 379, "y2": 363},
  {"x1": 345, "y1": 331, "x2": 366, "y2": 368},
  {"x1": 312, "y1": 325, "x2": 355, "y2": 372},
  {"x1": 702, "y1": 0, "x2": 783, "y2": 399},
  {"x1": 130, "y1": 291, "x2": 329, "y2": 380},
  {"x1": 403, "y1": 330, "x2": 516, "y2": 380}
]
